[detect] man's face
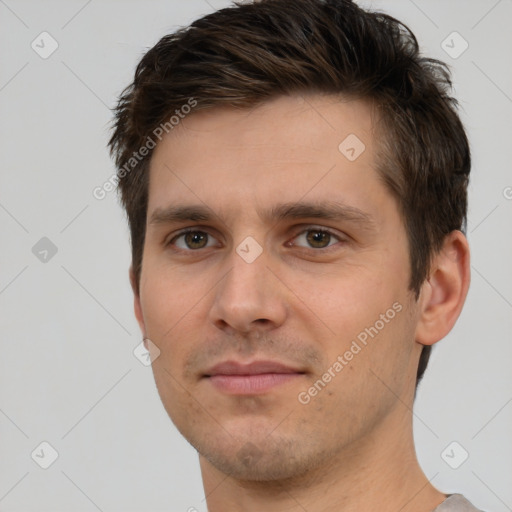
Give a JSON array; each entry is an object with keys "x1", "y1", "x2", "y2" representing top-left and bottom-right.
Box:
[{"x1": 134, "y1": 94, "x2": 423, "y2": 481}]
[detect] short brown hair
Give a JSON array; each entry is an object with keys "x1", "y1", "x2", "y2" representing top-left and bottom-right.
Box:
[{"x1": 109, "y1": 0, "x2": 470, "y2": 387}]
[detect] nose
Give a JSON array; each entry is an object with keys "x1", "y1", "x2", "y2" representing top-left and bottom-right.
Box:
[{"x1": 208, "y1": 247, "x2": 288, "y2": 335}]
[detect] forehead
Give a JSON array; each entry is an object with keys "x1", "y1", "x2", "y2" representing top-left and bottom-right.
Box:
[
  {"x1": 153, "y1": 93, "x2": 376, "y2": 162},
  {"x1": 147, "y1": 93, "x2": 386, "y2": 220}
]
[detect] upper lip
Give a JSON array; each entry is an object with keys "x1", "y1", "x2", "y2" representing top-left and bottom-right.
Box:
[{"x1": 204, "y1": 360, "x2": 304, "y2": 377}]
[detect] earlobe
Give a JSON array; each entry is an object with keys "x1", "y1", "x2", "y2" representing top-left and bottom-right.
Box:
[
  {"x1": 415, "y1": 230, "x2": 470, "y2": 346},
  {"x1": 129, "y1": 265, "x2": 146, "y2": 336}
]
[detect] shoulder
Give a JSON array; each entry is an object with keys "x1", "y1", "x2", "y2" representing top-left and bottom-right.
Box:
[{"x1": 433, "y1": 494, "x2": 485, "y2": 512}]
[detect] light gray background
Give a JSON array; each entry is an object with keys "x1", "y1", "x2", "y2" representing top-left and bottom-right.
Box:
[{"x1": 1, "y1": 1, "x2": 511, "y2": 511}]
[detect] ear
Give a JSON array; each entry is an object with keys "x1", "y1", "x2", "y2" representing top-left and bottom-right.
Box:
[
  {"x1": 129, "y1": 265, "x2": 146, "y2": 336},
  {"x1": 415, "y1": 230, "x2": 470, "y2": 346}
]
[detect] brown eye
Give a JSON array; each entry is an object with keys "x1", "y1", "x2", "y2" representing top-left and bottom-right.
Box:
[
  {"x1": 184, "y1": 231, "x2": 208, "y2": 249},
  {"x1": 289, "y1": 228, "x2": 342, "y2": 250},
  {"x1": 172, "y1": 230, "x2": 215, "y2": 250},
  {"x1": 305, "y1": 230, "x2": 332, "y2": 248}
]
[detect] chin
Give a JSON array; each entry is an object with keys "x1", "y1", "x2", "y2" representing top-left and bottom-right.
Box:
[{"x1": 194, "y1": 429, "x2": 331, "y2": 482}]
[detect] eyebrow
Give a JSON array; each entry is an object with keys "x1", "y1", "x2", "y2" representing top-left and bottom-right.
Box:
[
  {"x1": 266, "y1": 202, "x2": 376, "y2": 229},
  {"x1": 149, "y1": 205, "x2": 212, "y2": 225},
  {"x1": 148, "y1": 201, "x2": 376, "y2": 230}
]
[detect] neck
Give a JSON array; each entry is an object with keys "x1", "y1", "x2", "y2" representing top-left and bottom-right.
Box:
[{"x1": 199, "y1": 403, "x2": 446, "y2": 512}]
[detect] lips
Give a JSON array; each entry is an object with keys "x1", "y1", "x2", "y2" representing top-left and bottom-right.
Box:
[
  {"x1": 205, "y1": 360, "x2": 302, "y2": 376},
  {"x1": 203, "y1": 360, "x2": 305, "y2": 394}
]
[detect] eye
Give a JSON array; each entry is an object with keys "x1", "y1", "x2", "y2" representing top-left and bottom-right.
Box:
[
  {"x1": 290, "y1": 228, "x2": 342, "y2": 249},
  {"x1": 171, "y1": 230, "x2": 218, "y2": 250}
]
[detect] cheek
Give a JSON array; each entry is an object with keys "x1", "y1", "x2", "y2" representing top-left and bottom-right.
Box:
[
  {"x1": 302, "y1": 307, "x2": 416, "y2": 440},
  {"x1": 140, "y1": 259, "x2": 206, "y2": 326},
  {"x1": 339, "y1": 300, "x2": 416, "y2": 408},
  {"x1": 138, "y1": 275, "x2": 207, "y2": 377},
  {"x1": 295, "y1": 264, "x2": 414, "y2": 391},
  {"x1": 139, "y1": 271, "x2": 205, "y2": 420},
  {"x1": 290, "y1": 262, "x2": 399, "y2": 336}
]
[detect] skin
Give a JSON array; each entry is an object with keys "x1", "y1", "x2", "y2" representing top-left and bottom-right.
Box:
[{"x1": 130, "y1": 93, "x2": 470, "y2": 512}]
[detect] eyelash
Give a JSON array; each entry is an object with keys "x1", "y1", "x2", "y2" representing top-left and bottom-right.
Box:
[
  {"x1": 286, "y1": 226, "x2": 346, "y2": 251},
  {"x1": 167, "y1": 226, "x2": 346, "y2": 252}
]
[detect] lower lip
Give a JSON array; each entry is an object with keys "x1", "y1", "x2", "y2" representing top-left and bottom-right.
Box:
[{"x1": 207, "y1": 373, "x2": 302, "y2": 394}]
